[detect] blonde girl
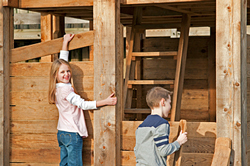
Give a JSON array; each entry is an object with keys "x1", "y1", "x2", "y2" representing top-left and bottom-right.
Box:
[{"x1": 49, "y1": 34, "x2": 117, "y2": 166}]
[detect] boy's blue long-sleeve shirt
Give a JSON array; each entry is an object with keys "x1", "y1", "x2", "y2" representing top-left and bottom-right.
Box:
[{"x1": 134, "y1": 114, "x2": 180, "y2": 166}]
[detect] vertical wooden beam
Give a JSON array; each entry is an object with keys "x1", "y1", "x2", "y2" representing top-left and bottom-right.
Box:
[
  {"x1": 93, "y1": 0, "x2": 122, "y2": 165},
  {"x1": 52, "y1": 15, "x2": 65, "y2": 61},
  {"x1": 0, "y1": 3, "x2": 13, "y2": 166},
  {"x1": 40, "y1": 13, "x2": 53, "y2": 62},
  {"x1": 170, "y1": 14, "x2": 191, "y2": 121},
  {"x1": 216, "y1": 0, "x2": 247, "y2": 165},
  {"x1": 208, "y1": 27, "x2": 216, "y2": 122},
  {"x1": 89, "y1": 20, "x2": 93, "y2": 61}
]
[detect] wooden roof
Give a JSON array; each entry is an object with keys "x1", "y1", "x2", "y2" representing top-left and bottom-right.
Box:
[{"x1": 3, "y1": 0, "x2": 250, "y2": 28}]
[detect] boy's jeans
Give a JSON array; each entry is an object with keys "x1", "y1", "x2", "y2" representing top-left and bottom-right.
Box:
[{"x1": 57, "y1": 130, "x2": 83, "y2": 166}]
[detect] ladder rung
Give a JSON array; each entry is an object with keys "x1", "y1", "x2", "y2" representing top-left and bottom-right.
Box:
[
  {"x1": 124, "y1": 108, "x2": 151, "y2": 114},
  {"x1": 128, "y1": 80, "x2": 174, "y2": 85},
  {"x1": 132, "y1": 51, "x2": 178, "y2": 57}
]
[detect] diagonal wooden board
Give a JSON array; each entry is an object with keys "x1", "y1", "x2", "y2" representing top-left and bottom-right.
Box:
[{"x1": 11, "y1": 31, "x2": 94, "y2": 63}]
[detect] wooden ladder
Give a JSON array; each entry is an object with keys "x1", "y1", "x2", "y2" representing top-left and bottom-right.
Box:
[{"x1": 123, "y1": 7, "x2": 191, "y2": 121}]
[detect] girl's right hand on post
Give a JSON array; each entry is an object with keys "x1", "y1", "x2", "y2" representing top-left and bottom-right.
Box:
[
  {"x1": 105, "y1": 93, "x2": 117, "y2": 105},
  {"x1": 176, "y1": 130, "x2": 187, "y2": 146}
]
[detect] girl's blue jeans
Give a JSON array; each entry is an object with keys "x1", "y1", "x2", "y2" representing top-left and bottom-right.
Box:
[{"x1": 57, "y1": 130, "x2": 83, "y2": 166}]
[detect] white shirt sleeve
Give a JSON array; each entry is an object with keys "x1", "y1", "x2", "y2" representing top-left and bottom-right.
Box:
[
  {"x1": 66, "y1": 91, "x2": 97, "y2": 110},
  {"x1": 59, "y1": 50, "x2": 69, "y2": 62}
]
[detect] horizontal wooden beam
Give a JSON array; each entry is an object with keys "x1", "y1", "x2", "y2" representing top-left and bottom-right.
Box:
[
  {"x1": 122, "y1": 0, "x2": 214, "y2": 5},
  {"x1": 128, "y1": 80, "x2": 174, "y2": 85},
  {"x1": 132, "y1": 51, "x2": 178, "y2": 57},
  {"x1": 3, "y1": 0, "x2": 93, "y2": 8},
  {"x1": 11, "y1": 31, "x2": 94, "y2": 63}
]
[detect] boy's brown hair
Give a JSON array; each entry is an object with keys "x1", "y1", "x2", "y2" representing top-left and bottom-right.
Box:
[{"x1": 146, "y1": 87, "x2": 173, "y2": 109}]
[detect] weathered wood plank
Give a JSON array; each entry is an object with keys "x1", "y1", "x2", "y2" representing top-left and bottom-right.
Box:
[
  {"x1": 4, "y1": 0, "x2": 93, "y2": 8},
  {"x1": 11, "y1": 133, "x2": 93, "y2": 149},
  {"x1": 10, "y1": 91, "x2": 94, "y2": 105},
  {"x1": 171, "y1": 14, "x2": 191, "y2": 121},
  {"x1": 11, "y1": 31, "x2": 94, "y2": 63},
  {"x1": 11, "y1": 119, "x2": 93, "y2": 135},
  {"x1": 0, "y1": 6, "x2": 13, "y2": 166},
  {"x1": 211, "y1": 137, "x2": 231, "y2": 166},
  {"x1": 93, "y1": 0, "x2": 122, "y2": 165},
  {"x1": 11, "y1": 105, "x2": 93, "y2": 121},
  {"x1": 10, "y1": 76, "x2": 93, "y2": 92},
  {"x1": 40, "y1": 13, "x2": 53, "y2": 62},
  {"x1": 123, "y1": 0, "x2": 214, "y2": 5},
  {"x1": 121, "y1": 151, "x2": 213, "y2": 166},
  {"x1": 10, "y1": 61, "x2": 94, "y2": 76},
  {"x1": 216, "y1": 0, "x2": 247, "y2": 165}
]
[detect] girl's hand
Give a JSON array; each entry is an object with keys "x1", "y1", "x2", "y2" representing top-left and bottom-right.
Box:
[
  {"x1": 62, "y1": 34, "x2": 75, "y2": 51},
  {"x1": 176, "y1": 130, "x2": 188, "y2": 146},
  {"x1": 105, "y1": 93, "x2": 117, "y2": 105},
  {"x1": 63, "y1": 34, "x2": 75, "y2": 43}
]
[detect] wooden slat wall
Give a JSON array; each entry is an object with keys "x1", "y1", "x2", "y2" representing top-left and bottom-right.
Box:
[
  {"x1": 121, "y1": 121, "x2": 216, "y2": 166},
  {"x1": 247, "y1": 35, "x2": 250, "y2": 165},
  {"x1": 10, "y1": 61, "x2": 94, "y2": 165},
  {"x1": 136, "y1": 36, "x2": 210, "y2": 121}
]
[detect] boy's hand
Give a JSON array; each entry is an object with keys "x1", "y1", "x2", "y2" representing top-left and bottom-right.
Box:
[
  {"x1": 105, "y1": 93, "x2": 117, "y2": 105},
  {"x1": 176, "y1": 130, "x2": 187, "y2": 146}
]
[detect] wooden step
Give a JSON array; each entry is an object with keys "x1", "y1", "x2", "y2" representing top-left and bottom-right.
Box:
[
  {"x1": 128, "y1": 80, "x2": 174, "y2": 85},
  {"x1": 132, "y1": 51, "x2": 177, "y2": 57},
  {"x1": 124, "y1": 108, "x2": 151, "y2": 113}
]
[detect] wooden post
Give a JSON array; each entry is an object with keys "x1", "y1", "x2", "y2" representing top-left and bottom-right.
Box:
[
  {"x1": 93, "y1": 0, "x2": 122, "y2": 165},
  {"x1": 52, "y1": 15, "x2": 65, "y2": 61},
  {"x1": 216, "y1": 0, "x2": 247, "y2": 165},
  {"x1": 171, "y1": 14, "x2": 191, "y2": 121},
  {"x1": 208, "y1": 27, "x2": 216, "y2": 122},
  {"x1": 0, "y1": 3, "x2": 13, "y2": 166},
  {"x1": 40, "y1": 13, "x2": 53, "y2": 62}
]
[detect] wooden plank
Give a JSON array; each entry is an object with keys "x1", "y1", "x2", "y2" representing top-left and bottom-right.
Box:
[
  {"x1": 11, "y1": 31, "x2": 94, "y2": 63},
  {"x1": 174, "y1": 120, "x2": 187, "y2": 166},
  {"x1": 0, "y1": 6, "x2": 13, "y2": 166},
  {"x1": 180, "y1": 153, "x2": 213, "y2": 166},
  {"x1": 3, "y1": 0, "x2": 18, "y2": 7},
  {"x1": 132, "y1": 51, "x2": 178, "y2": 57},
  {"x1": 121, "y1": 151, "x2": 213, "y2": 166},
  {"x1": 10, "y1": 61, "x2": 94, "y2": 77},
  {"x1": 11, "y1": 119, "x2": 93, "y2": 135},
  {"x1": 171, "y1": 14, "x2": 191, "y2": 121},
  {"x1": 123, "y1": 0, "x2": 214, "y2": 5},
  {"x1": 10, "y1": 76, "x2": 93, "y2": 92},
  {"x1": 4, "y1": 0, "x2": 93, "y2": 8},
  {"x1": 216, "y1": 0, "x2": 247, "y2": 165},
  {"x1": 128, "y1": 80, "x2": 174, "y2": 85},
  {"x1": 208, "y1": 27, "x2": 216, "y2": 122},
  {"x1": 10, "y1": 91, "x2": 94, "y2": 105},
  {"x1": 93, "y1": 0, "x2": 121, "y2": 165},
  {"x1": 40, "y1": 13, "x2": 53, "y2": 62},
  {"x1": 11, "y1": 105, "x2": 93, "y2": 121},
  {"x1": 211, "y1": 137, "x2": 231, "y2": 166}
]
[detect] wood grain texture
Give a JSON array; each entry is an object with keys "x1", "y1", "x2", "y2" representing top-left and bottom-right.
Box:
[
  {"x1": 11, "y1": 31, "x2": 94, "y2": 62},
  {"x1": 216, "y1": 0, "x2": 247, "y2": 165},
  {"x1": 93, "y1": 0, "x2": 122, "y2": 165}
]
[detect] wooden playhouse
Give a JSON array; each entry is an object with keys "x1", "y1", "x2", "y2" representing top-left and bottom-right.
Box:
[{"x1": 0, "y1": 0, "x2": 249, "y2": 165}]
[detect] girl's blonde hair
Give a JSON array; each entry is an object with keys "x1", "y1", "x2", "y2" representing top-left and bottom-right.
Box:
[{"x1": 48, "y1": 59, "x2": 74, "y2": 104}]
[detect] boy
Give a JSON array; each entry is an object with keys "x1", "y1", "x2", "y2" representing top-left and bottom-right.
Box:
[{"x1": 134, "y1": 87, "x2": 187, "y2": 166}]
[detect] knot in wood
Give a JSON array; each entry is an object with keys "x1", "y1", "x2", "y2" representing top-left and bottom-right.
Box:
[
  {"x1": 0, "y1": 70, "x2": 3, "y2": 75},
  {"x1": 235, "y1": 82, "x2": 240, "y2": 86},
  {"x1": 236, "y1": 121, "x2": 241, "y2": 127},
  {"x1": 224, "y1": 108, "x2": 228, "y2": 112}
]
